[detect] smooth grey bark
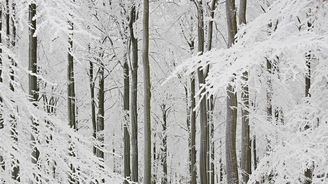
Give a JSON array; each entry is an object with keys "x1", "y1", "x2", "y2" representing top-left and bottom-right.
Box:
[
  {"x1": 238, "y1": 0, "x2": 247, "y2": 25},
  {"x1": 142, "y1": 0, "x2": 152, "y2": 183},
  {"x1": 123, "y1": 54, "x2": 131, "y2": 184},
  {"x1": 194, "y1": 1, "x2": 209, "y2": 183},
  {"x1": 239, "y1": 0, "x2": 251, "y2": 183},
  {"x1": 225, "y1": 0, "x2": 239, "y2": 183},
  {"x1": 129, "y1": 5, "x2": 139, "y2": 183}
]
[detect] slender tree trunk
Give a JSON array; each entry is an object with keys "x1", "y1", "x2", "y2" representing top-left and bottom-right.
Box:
[
  {"x1": 304, "y1": 52, "x2": 312, "y2": 184},
  {"x1": 253, "y1": 135, "x2": 257, "y2": 170},
  {"x1": 68, "y1": 28, "x2": 76, "y2": 130},
  {"x1": 29, "y1": 0, "x2": 39, "y2": 168},
  {"x1": 206, "y1": 1, "x2": 217, "y2": 183},
  {"x1": 123, "y1": 54, "x2": 131, "y2": 184},
  {"x1": 184, "y1": 33, "x2": 196, "y2": 184},
  {"x1": 96, "y1": 62, "x2": 105, "y2": 159},
  {"x1": 10, "y1": 2, "x2": 19, "y2": 181},
  {"x1": 0, "y1": 4, "x2": 4, "y2": 172},
  {"x1": 129, "y1": 5, "x2": 139, "y2": 183},
  {"x1": 160, "y1": 104, "x2": 169, "y2": 184},
  {"x1": 194, "y1": 1, "x2": 208, "y2": 183},
  {"x1": 142, "y1": 0, "x2": 152, "y2": 183},
  {"x1": 89, "y1": 60, "x2": 97, "y2": 155},
  {"x1": 239, "y1": 0, "x2": 251, "y2": 183},
  {"x1": 240, "y1": 77, "x2": 251, "y2": 183},
  {"x1": 67, "y1": 17, "x2": 78, "y2": 183},
  {"x1": 190, "y1": 77, "x2": 197, "y2": 184},
  {"x1": 225, "y1": 0, "x2": 239, "y2": 183},
  {"x1": 0, "y1": 4, "x2": 2, "y2": 85}
]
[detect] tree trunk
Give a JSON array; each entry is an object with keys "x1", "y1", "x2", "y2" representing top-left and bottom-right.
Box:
[
  {"x1": 195, "y1": 1, "x2": 208, "y2": 183},
  {"x1": 142, "y1": 0, "x2": 152, "y2": 183},
  {"x1": 206, "y1": 1, "x2": 217, "y2": 183},
  {"x1": 67, "y1": 17, "x2": 78, "y2": 183},
  {"x1": 0, "y1": 4, "x2": 4, "y2": 172},
  {"x1": 225, "y1": 0, "x2": 239, "y2": 183},
  {"x1": 304, "y1": 52, "x2": 312, "y2": 184},
  {"x1": 96, "y1": 62, "x2": 105, "y2": 159},
  {"x1": 29, "y1": 0, "x2": 39, "y2": 169},
  {"x1": 129, "y1": 5, "x2": 139, "y2": 183},
  {"x1": 160, "y1": 104, "x2": 169, "y2": 184},
  {"x1": 239, "y1": 0, "x2": 251, "y2": 183},
  {"x1": 123, "y1": 54, "x2": 131, "y2": 184},
  {"x1": 68, "y1": 29, "x2": 76, "y2": 130},
  {"x1": 190, "y1": 77, "x2": 197, "y2": 184},
  {"x1": 89, "y1": 60, "x2": 97, "y2": 155},
  {"x1": 240, "y1": 75, "x2": 251, "y2": 184},
  {"x1": 253, "y1": 135, "x2": 257, "y2": 170}
]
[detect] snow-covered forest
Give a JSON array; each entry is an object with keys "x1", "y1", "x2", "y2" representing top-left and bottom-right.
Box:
[{"x1": 0, "y1": 0, "x2": 327, "y2": 183}]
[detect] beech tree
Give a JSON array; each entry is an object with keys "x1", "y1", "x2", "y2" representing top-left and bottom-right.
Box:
[
  {"x1": 225, "y1": 0, "x2": 239, "y2": 183},
  {"x1": 142, "y1": 0, "x2": 151, "y2": 183}
]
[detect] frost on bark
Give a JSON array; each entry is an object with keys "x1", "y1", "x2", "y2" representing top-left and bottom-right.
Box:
[{"x1": 225, "y1": 0, "x2": 239, "y2": 183}]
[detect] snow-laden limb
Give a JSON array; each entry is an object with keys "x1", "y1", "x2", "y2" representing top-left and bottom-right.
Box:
[
  {"x1": 0, "y1": 58, "x2": 122, "y2": 183},
  {"x1": 171, "y1": 0, "x2": 328, "y2": 183}
]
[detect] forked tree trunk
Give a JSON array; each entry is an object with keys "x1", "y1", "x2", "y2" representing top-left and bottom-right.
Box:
[
  {"x1": 142, "y1": 0, "x2": 152, "y2": 183},
  {"x1": 129, "y1": 5, "x2": 139, "y2": 183},
  {"x1": 225, "y1": 0, "x2": 239, "y2": 183}
]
